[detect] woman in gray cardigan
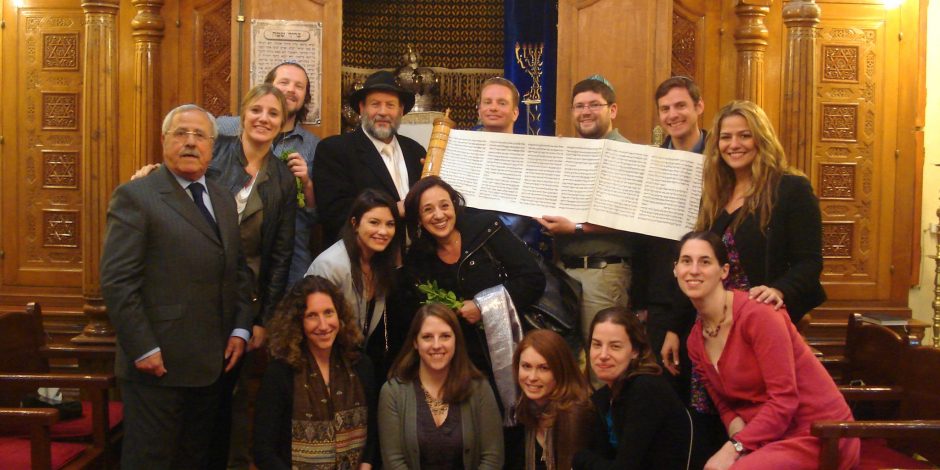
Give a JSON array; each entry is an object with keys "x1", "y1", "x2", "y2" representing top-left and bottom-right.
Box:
[{"x1": 379, "y1": 303, "x2": 504, "y2": 469}]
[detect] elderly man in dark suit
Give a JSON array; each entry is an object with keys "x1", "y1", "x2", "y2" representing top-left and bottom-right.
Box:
[
  {"x1": 313, "y1": 70, "x2": 425, "y2": 242},
  {"x1": 101, "y1": 104, "x2": 253, "y2": 469}
]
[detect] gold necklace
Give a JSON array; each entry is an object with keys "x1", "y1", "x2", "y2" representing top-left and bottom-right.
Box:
[
  {"x1": 422, "y1": 385, "x2": 449, "y2": 418},
  {"x1": 702, "y1": 292, "x2": 729, "y2": 338}
]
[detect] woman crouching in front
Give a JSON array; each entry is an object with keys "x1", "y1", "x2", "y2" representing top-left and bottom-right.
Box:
[
  {"x1": 573, "y1": 307, "x2": 693, "y2": 470},
  {"x1": 676, "y1": 231, "x2": 858, "y2": 470},
  {"x1": 253, "y1": 275, "x2": 378, "y2": 469},
  {"x1": 378, "y1": 303, "x2": 504, "y2": 469},
  {"x1": 514, "y1": 329, "x2": 601, "y2": 470}
]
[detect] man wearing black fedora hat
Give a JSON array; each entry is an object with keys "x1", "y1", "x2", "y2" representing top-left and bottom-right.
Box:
[{"x1": 313, "y1": 70, "x2": 425, "y2": 243}]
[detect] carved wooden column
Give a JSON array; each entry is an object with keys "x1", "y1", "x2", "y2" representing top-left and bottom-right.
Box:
[
  {"x1": 780, "y1": 0, "x2": 820, "y2": 173},
  {"x1": 734, "y1": 0, "x2": 771, "y2": 106},
  {"x1": 74, "y1": 0, "x2": 120, "y2": 344},
  {"x1": 132, "y1": 0, "x2": 165, "y2": 166}
]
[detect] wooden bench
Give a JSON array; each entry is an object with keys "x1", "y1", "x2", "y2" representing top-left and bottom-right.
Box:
[
  {"x1": 0, "y1": 303, "x2": 122, "y2": 469},
  {"x1": 812, "y1": 345, "x2": 940, "y2": 469}
]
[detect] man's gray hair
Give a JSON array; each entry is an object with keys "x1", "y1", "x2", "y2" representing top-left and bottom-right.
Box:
[{"x1": 161, "y1": 104, "x2": 218, "y2": 139}]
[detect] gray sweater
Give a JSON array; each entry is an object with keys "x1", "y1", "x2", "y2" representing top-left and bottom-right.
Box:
[{"x1": 378, "y1": 377, "x2": 504, "y2": 469}]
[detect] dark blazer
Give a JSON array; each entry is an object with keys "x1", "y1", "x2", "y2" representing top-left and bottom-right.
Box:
[
  {"x1": 313, "y1": 126, "x2": 425, "y2": 242},
  {"x1": 657, "y1": 174, "x2": 826, "y2": 342},
  {"x1": 573, "y1": 375, "x2": 692, "y2": 470},
  {"x1": 211, "y1": 135, "x2": 297, "y2": 323},
  {"x1": 710, "y1": 174, "x2": 826, "y2": 323},
  {"x1": 101, "y1": 166, "x2": 254, "y2": 387}
]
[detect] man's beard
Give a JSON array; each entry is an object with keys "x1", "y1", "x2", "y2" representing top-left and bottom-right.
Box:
[
  {"x1": 363, "y1": 114, "x2": 401, "y2": 141},
  {"x1": 576, "y1": 118, "x2": 608, "y2": 139}
]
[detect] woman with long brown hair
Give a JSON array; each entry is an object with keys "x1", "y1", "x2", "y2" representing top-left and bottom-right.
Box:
[
  {"x1": 513, "y1": 329, "x2": 601, "y2": 470},
  {"x1": 378, "y1": 303, "x2": 504, "y2": 469},
  {"x1": 253, "y1": 275, "x2": 378, "y2": 469},
  {"x1": 306, "y1": 188, "x2": 404, "y2": 382},
  {"x1": 573, "y1": 307, "x2": 692, "y2": 470}
]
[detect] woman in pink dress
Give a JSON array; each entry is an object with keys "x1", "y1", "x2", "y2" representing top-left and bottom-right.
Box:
[{"x1": 675, "y1": 231, "x2": 858, "y2": 470}]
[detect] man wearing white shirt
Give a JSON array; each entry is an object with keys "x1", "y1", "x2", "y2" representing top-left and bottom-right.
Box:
[{"x1": 313, "y1": 70, "x2": 426, "y2": 242}]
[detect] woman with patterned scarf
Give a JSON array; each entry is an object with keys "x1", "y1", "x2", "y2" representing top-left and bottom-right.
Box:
[{"x1": 254, "y1": 275, "x2": 378, "y2": 469}]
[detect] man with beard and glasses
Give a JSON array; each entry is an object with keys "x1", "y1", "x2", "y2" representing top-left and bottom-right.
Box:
[
  {"x1": 537, "y1": 76, "x2": 638, "y2": 352},
  {"x1": 314, "y1": 70, "x2": 425, "y2": 243}
]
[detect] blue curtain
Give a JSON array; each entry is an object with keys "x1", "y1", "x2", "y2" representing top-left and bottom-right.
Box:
[{"x1": 504, "y1": 0, "x2": 557, "y2": 136}]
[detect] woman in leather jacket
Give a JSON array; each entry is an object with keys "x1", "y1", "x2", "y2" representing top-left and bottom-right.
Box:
[
  {"x1": 210, "y1": 84, "x2": 300, "y2": 333},
  {"x1": 402, "y1": 176, "x2": 545, "y2": 380},
  {"x1": 402, "y1": 176, "x2": 545, "y2": 470}
]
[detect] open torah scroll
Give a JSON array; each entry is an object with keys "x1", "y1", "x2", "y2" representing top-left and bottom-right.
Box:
[{"x1": 437, "y1": 130, "x2": 703, "y2": 240}]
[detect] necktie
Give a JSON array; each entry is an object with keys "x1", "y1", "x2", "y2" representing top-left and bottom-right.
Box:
[
  {"x1": 187, "y1": 182, "x2": 219, "y2": 234},
  {"x1": 381, "y1": 144, "x2": 404, "y2": 198}
]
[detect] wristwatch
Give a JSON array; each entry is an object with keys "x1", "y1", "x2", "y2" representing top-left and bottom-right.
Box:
[
  {"x1": 574, "y1": 223, "x2": 584, "y2": 234},
  {"x1": 729, "y1": 436, "x2": 745, "y2": 455}
]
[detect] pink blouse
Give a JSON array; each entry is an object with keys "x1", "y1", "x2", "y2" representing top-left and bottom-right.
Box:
[{"x1": 687, "y1": 290, "x2": 853, "y2": 450}]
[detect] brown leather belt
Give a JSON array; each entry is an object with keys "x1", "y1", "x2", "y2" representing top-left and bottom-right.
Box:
[{"x1": 561, "y1": 256, "x2": 629, "y2": 269}]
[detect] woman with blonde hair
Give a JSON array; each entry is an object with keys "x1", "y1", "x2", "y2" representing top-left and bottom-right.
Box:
[
  {"x1": 513, "y1": 329, "x2": 601, "y2": 470},
  {"x1": 659, "y1": 100, "x2": 827, "y2": 468},
  {"x1": 694, "y1": 99, "x2": 825, "y2": 323},
  {"x1": 253, "y1": 275, "x2": 378, "y2": 469}
]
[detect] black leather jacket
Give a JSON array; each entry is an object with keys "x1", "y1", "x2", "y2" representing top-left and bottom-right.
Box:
[
  {"x1": 404, "y1": 211, "x2": 545, "y2": 377},
  {"x1": 210, "y1": 135, "x2": 297, "y2": 324}
]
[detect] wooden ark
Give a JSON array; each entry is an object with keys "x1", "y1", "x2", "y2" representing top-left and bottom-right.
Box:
[{"x1": 0, "y1": 0, "x2": 928, "y2": 349}]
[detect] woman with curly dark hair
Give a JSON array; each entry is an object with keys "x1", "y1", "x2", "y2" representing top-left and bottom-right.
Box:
[
  {"x1": 253, "y1": 275, "x2": 378, "y2": 470},
  {"x1": 573, "y1": 307, "x2": 692, "y2": 470}
]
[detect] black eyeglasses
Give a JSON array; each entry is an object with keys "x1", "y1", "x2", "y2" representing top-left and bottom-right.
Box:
[{"x1": 571, "y1": 103, "x2": 610, "y2": 113}]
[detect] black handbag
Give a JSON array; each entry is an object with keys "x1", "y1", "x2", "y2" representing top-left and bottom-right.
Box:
[{"x1": 481, "y1": 244, "x2": 584, "y2": 352}]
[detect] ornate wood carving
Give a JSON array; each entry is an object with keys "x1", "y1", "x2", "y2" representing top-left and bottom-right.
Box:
[
  {"x1": 41, "y1": 93, "x2": 79, "y2": 130},
  {"x1": 819, "y1": 163, "x2": 855, "y2": 200},
  {"x1": 43, "y1": 210, "x2": 80, "y2": 248},
  {"x1": 814, "y1": 18, "x2": 890, "y2": 301},
  {"x1": 2, "y1": 9, "x2": 85, "y2": 299},
  {"x1": 672, "y1": 13, "x2": 697, "y2": 79},
  {"x1": 42, "y1": 151, "x2": 79, "y2": 188},
  {"x1": 780, "y1": 0, "x2": 820, "y2": 174},
  {"x1": 823, "y1": 222, "x2": 853, "y2": 258},
  {"x1": 77, "y1": 0, "x2": 120, "y2": 343},
  {"x1": 822, "y1": 45, "x2": 859, "y2": 82},
  {"x1": 733, "y1": 1, "x2": 770, "y2": 105},
  {"x1": 820, "y1": 103, "x2": 858, "y2": 142},
  {"x1": 132, "y1": 0, "x2": 165, "y2": 167},
  {"x1": 196, "y1": 0, "x2": 231, "y2": 117},
  {"x1": 42, "y1": 33, "x2": 80, "y2": 70}
]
